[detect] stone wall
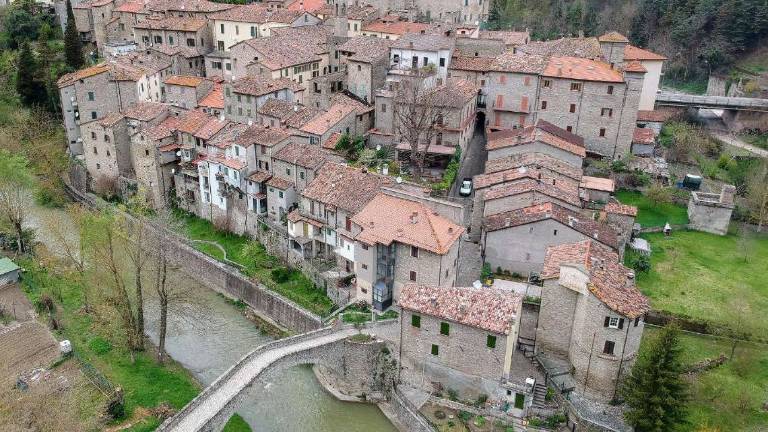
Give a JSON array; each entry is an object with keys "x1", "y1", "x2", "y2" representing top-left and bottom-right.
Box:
[
  {"x1": 687, "y1": 186, "x2": 735, "y2": 236},
  {"x1": 388, "y1": 387, "x2": 435, "y2": 432}
]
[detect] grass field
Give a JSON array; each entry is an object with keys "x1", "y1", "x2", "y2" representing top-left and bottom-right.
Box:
[
  {"x1": 18, "y1": 258, "x2": 251, "y2": 432},
  {"x1": 615, "y1": 189, "x2": 689, "y2": 227},
  {"x1": 641, "y1": 327, "x2": 768, "y2": 431},
  {"x1": 635, "y1": 231, "x2": 768, "y2": 336},
  {"x1": 174, "y1": 210, "x2": 335, "y2": 316}
]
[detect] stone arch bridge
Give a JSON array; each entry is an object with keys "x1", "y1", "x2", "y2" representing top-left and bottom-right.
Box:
[{"x1": 156, "y1": 324, "x2": 395, "y2": 432}]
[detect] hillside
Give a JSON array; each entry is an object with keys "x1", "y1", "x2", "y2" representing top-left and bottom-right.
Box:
[{"x1": 488, "y1": 0, "x2": 768, "y2": 85}]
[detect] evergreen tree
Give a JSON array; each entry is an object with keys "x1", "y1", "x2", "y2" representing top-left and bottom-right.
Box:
[
  {"x1": 623, "y1": 325, "x2": 689, "y2": 432},
  {"x1": 16, "y1": 42, "x2": 47, "y2": 107},
  {"x1": 64, "y1": 0, "x2": 84, "y2": 70}
]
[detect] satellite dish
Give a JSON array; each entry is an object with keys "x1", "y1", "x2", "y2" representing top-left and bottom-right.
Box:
[
  {"x1": 472, "y1": 280, "x2": 482, "y2": 289},
  {"x1": 395, "y1": 176, "x2": 402, "y2": 184},
  {"x1": 219, "y1": 115, "x2": 225, "y2": 121},
  {"x1": 518, "y1": 166, "x2": 527, "y2": 174},
  {"x1": 248, "y1": 119, "x2": 253, "y2": 125}
]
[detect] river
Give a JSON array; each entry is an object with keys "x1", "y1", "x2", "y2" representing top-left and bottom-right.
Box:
[{"x1": 25, "y1": 200, "x2": 397, "y2": 432}]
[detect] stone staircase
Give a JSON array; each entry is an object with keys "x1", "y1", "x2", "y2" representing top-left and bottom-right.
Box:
[{"x1": 532, "y1": 383, "x2": 548, "y2": 408}]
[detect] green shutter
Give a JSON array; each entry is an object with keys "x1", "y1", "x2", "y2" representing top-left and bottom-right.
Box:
[
  {"x1": 440, "y1": 322, "x2": 450, "y2": 336},
  {"x1": 431, "y1": 344, "x2": 439, "y2": 356},
  {"x1": 487, "y1": 335, "x2": 497, "y2": 348},
  {"x1": 411, "y1": 314, "x2": 421, "y2": 328},
  {"x1": 514, "y1": 393, "x2": 525, "y2": 409}
]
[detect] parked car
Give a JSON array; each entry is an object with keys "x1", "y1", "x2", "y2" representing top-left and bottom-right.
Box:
[{"x1": 459, "y1": 178, "x2": 473, "y2": 197}]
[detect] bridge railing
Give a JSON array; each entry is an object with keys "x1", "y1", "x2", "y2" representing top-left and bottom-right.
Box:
[{"x1": 156, "y1": 325, "x2": 338, "y2": 431}]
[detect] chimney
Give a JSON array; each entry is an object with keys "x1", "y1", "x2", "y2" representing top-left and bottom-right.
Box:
[
  {"x1": 626, "y1": 271, "x2": 635, "y2": 287},
  {"x1": 410, "y1": 211, "x2": 418, "y2": 224}
]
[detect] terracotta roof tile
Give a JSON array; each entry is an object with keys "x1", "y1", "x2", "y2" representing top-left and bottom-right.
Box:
[
  {"x1": 637, "y1": 110, "x2": 674, "y2": 122},
  {"x1": 543, "y1": 56, "x2": 625, "y2": 83},
  {"x1": 474, "y1": 165, "x2": 580, "y2": 191},
  {"x1": 56, "y1": 64, "x2": 110, "y2": 88},
  {"x1": 604, "y1": 201, "x2": 637, "y2": 217},
  {"x1": 492, "y1": 51, "x2": 549, "y2": 74},
  {"x1": 483, "y1": 178, "x2": 581, "y2": 207},
  {"x1": 597, "y1": 31, "x2": 629, "y2": 43},
  {"x1": 97, "y1": 112, "x2": 124, "y2": 127},
  {"x1": 346, "y1": 4, "x2": 379, "y2": 20},
  {"x1": 207, "y1": 122, "x2": 248, "y2": 148},
  {"x1": 622, "y1": 60, "x2": 647, "y2": 73},
  {"x1": 114, "y1": 1, "x2": 145, "y2": 13},
  {"x1": 484, "y1": 153, "x2": 583, "y2": 180},
  {"x1": 352, "y1": 194, "x2": 463, "y2": 254},
  {"x1": 362, "y1": 19, "x2": 429, "y2": 35},
  {"x1": 299, "y1": 103, "x2": 357, "y2": 135},
  {"x1": 164, "y1": 75, "x2": 205, "y2": 87},
  {"x1": 392, "y1": 33, "x2": 455, "y2": 51},
  {"x1": 122, "y1": 102, "x2": 169, "y2": 122},
  {"x1": 134, "y1": 16, "x2": 207, "y2": 31},
  {"x1": 302, "y1": 163, "x2": 392, "y2": 214},
  {"x1": 146, "y1": 0, "x2": 233, "y2": 14},
  {"x1": 541, "y1": 240, "x2": 649, "y2": 318},
  {"x1": 632, "y1": 127, "x2": 655, "y2": 145},
  {"x1": 338, "y1": 36, "x2": 394, "y2": 63},
  {"x1": 487, "y1": 120, "x2": 586, "y2": 157},
  {"x1": 624, "y1": 45, "x2": 667, "y2": 61},
  {"x1": 248, "y1": 170, "x2": 272, "y2": 183},
  {"x1": 273, "y1": 142, "x2": 335, "y2": 170},
  {"x1": 231, "y1": 77, "x2": 302, "y2": 96},
  {"x1": 399, "y1": 284, "x2": 523, "y2": 334},
  {"x1": 210, "y1": 4, "x2": 302, "y2": 23},
  {"x1": 199, "y1": 83, "x2": 224, "y2": 109},
  {"x1": 485, "y1": 202, "x2": 618, "y2": 249},
  {"x1": 236, "y1": 124, "x2": 290, "y2": 147},
  {"x1": 145, "y1": 115, "x2": 180, "y2": 140},
  {"x1": 241, "y1": 26, "x2": 330, "y2": 70},
  {"x1": 266, "y1": 176, "x2": 294, "y2": 189},
  {"x1": 580, "y1": 176, "x2": 615, "y2": 192},
  {"x1": 322, "y1": 132, "x2": 342, "y2": 150},
  {"x1": 478, "y1": 30, "x2": 530, "y2": 46},
  {"x1": 518, "y1": 37, "x2": 603, "y2": 60},
  {"x1": 208, "y1": 154, "x2": 246, "y2": 170},
  {"x1": 450, "y1": 55, "x2": 497, "y2": 72}
]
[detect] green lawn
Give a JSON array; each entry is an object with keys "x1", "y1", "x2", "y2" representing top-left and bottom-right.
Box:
[
  {"x1": 615, "y1": 189, "x2": 689, "y2": 227},
  {"x1": 741, "y1": 132, "x2": 768, "y2": 150},
  {"x1": 635, "y1": 231, "x2": 768, "y2": 336},
  {"x1": 641, "y1": 327, "x2": 768, "y2": 431},
  {"x1": 174, "y1": 210, "x2": 335, "y2": 316}
]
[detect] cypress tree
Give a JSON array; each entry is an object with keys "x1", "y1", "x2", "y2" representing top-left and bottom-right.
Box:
[
  {"x1": 64, "y1": 0, "x2": 84, "y2": 70},
  {"x1": 623, "y1": 325, "x2": 689, "y2": 432},
  {"x1": 16, "y1": 42, "x2": 47, "y2": 107}
]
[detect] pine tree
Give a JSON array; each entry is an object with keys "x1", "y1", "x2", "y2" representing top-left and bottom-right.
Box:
[
  {"x1": 64, "y1": 0, "x2": 84, "y2": 70},
  {"x1": 623, "y1": 325, "x2": 689, "y2": 432},
  {"x1": 16, "y1": 42, "x2": 47, "y2": 107}
]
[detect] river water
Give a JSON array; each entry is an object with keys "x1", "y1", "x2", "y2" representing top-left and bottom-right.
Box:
[{"x1": 26, "y1": 201, "x2": 397, "y2": 432}]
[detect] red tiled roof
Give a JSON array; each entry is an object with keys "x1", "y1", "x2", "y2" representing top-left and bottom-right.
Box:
[
  {"x1": 248, "y1": 170, "x2": 272, "y2": 183},
  {"x1": 287, "y1": 0, "x2": 325, "y2": 12},
  {"x1": 240, "y1": 26, "x2": 330, "y2": 70},
  {"x1": 145, "y1": 115, "x2": 180, "y2": 140},
  {"x1": 122, "y1": 102, "x2": 168, "y2": 122},
  {"x1": 484, "y1": 202, "x2": 618, "y2": 249},
  {"x1": 266, "y1": 176, "x2": 294, "y2": 190},
  {"x1": 492, "y1": 51, "x2": 549, "y2": 74},
  {"x1": 164, "y1": 75, "x2": 205, "y2": 87},
  {"x1": 273, "y1": 142, "x2": 334, "y2": 170},
  {"x1": 604, "y1": 201, "x2": 638, "y2": 217},
  {"x1": 624, "y1": 45, "x2": 667, "y2": 61},
  {"x1": 134, "y1": 16, "x2": 207, "y2": 31},
  {"x1": 208, "y1": 155, "x2": 246, "y2": 170},
  {"x1": 484, "y1": 153, "x2": 583, "y2": 180},
  {"x1": 199, "y1": 83, "x2": 224, "y2": 109},
  {"x1": 195, "y1": 117, "x2": 229, "y2": 140},
  {"x1": 302, "y1": 163, "x2": 392, "y2": 214},
  {"x1": 541, "y1": 240, "x2": 649, "y2": 318},
  {"x1": 478, "y1": 30, "x2": 530, "y2": 46},
  {"x1": 399, "y1": 284, "x2": 523, "y2": 335},
  {"x1": 236, "y1": 124, "x2": 290, "y2": 147},
  {"x1": 338, "y1": 36, "x2": 394, "y2": 63},
  {"x1": 632, "y1": 127, "x2": 655, "y2": 145},
  {"x1": 483, "y1": 178, "x2": 581, "y2": 207},
  {"x1": 487, "y1": 120, "x2": 586, "y2": 157},
  {"x1": 636, "y1": 110, "x2": 671, "y2": 122},
  {"x1": 56, "y1": 64, "x2": 110, "y2": 88},
  {"x1": 543, "y1": 56, "x2": 625, "y2": 83},
  {"x1": 231, "y1": 77, "x2": 302, "y2": 96},
  {"x1": 352, "y1": 194, "x2": 464, "y2": 254},
  {"x1": 623, "y1": 61, "x2": 647, "y2": 73},
  {"x1": 322, "y1": 132, "x2": 342, "y2": 150},
  {"x1": 362, "y1": 19, "x2": 429, "y2": 35},
  {"x1": 210, "y1": 4, "x2": 302, "y2": 23},
  {"x1": 579, "y1": 176, "x2": 615, "y2": 192},
  {"x1": 450, "y1": 55, "x2": 497, "y2": 72},
  {"x1": 114, "y1": 1, "x2": 145, "y2": 13},
  {"x1": 474, "y1": 165, "x2": 580, "y2": 191},
  {"x1": 299, "y1": 103, "x2": 357, "y2": 135}
]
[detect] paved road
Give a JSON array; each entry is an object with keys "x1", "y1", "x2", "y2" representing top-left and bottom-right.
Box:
[
  {"x1": 698, "y1": 109, "x2": 768, "y2": 157},
  {"x1": 451, "y1": 123, "x2": 487, "y2": 198}
]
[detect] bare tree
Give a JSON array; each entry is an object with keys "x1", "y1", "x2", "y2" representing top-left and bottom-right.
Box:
[
  {"x1": 746, "y1": 159, "x2": 768, "y2": 231},
  {"x1": 47, "y1": 204, "x2": 92, "y2": 312},
  {"x1": 0, "y1": 150, "x2": 34, "y2": 253},
  {"x1": 392, "y1": 71, "x2": 447, "y2": 181}
]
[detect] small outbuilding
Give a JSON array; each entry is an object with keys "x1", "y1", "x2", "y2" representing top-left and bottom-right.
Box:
[{"x1": 0, "y1": 257, "x2": 20, "y2": 285}]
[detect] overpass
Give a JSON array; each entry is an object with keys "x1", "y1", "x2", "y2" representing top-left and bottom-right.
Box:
[
  {"x1": 157, "y1": 324, "x2": 395, "y2": 432},
  {"x1": 656, "y1": 91, "x2": 768, "y2": 112}
]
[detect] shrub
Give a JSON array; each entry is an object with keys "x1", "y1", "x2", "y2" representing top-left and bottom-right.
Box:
[
  {"x1": 611, "y1": 159, "x2": 627, "y2": 173},
  {"x1": 476, "y1": 393, "x2": 488, "y2": 406},
  {"x1": 546, "y1": 414, "x2": 566, "y2": 427},
  {"x1": 434, "y1": 410, "x2": 447, "y2": 420},
  {"x1": 457, "y1": 410, "x2": 473, "y2": 422},
  {"x1": 645, "y1": 183, "x2": 673, "y2": 206},
  {"x1": 447, "y1": 388, "x2": 458, "y2": 401},
  {"x1": 270, "y1": 267, "x2": 292, "y2": 283},
  {"x1": 545, "y1": 387, "x2": 555, "y2": 402},
  {"x1": 480, "y1": 262, "x2": 492, "y2": 281},
  {"x1": 625, "y1": 170, "x2": 651, "y2": 188},
  {"x1": 89, "y1": 337, "x2": 112, "y2": 355},
  {"x1": 626, "y1": 251, "x2": 651, "y2": 274},
  {"x1": 473, "y1": 415, "x2": 486, "y2": 426}
]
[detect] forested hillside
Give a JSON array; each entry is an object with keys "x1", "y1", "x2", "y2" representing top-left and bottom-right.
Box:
[{"x1": 488, "y1": 0, "x2": 768, "y2": 84}]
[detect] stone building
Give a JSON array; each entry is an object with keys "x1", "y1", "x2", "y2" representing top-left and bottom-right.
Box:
[
  {"x1": 133, "y1": 16, "x2": 213, "y2": 57},
  {"x1": 223, "y1": 77, "x2": 305, "y2": 124},
  {"x1": 129, "y1": 114, "x2": 183, "y2": 208},
  {"x1": 80, "y1": 112, "x2": 132, "y2": 194},
  {"x1": 72, "y1": 0, "x2": 117, "y2": 52},
  {"x1": 360, "y1": 17, "x2": 430, "y2": 40},
  {"x1": 602, "y1": 201, "x2": 638, "y2": 253},
  {"x1": 350, "y1": 193, "x2": 464, "y2": 309},
  {"x1": 486, "y1": 120, "x2": 586, "y2": 167},
  {"x1": 256, "y1": 98, "x2": 323, "y2": 129},
  {"x1": 209, "y1": 4, "x2": 318, "y2": 52},
  {"x1": 344, "y1": 4, "x2": 380, "y2": 37},
  {"x1": 688, "y1": 185, "x2": 736, "y2": 235},
  {"x1": 398, "y1": 284, "x2": 530, "y2": 408},
  {"x1": 483, "y1": 202, "x2": 618, "y2": 277},
  {"x1": 389, "y1": 33, "x2": 455, "y2": 81},
  {"x1": 337, "y1": 36, "x2": 394, "y2": 103},
  {"x1": 271, "y1": 142, "x2": 340, "y2": 194},
  {"x1": 536, "y1": 240, "x2": 650, "y2": 403},
  {"x1": 164, "y1": 75, "x2": 214, "y2": 109},
  {"x1": 104, "y1": 1, "x2": 150, "y2": 48},
  {"x1": 296, "y1": 102, "x2": 359, "y2": 145}
]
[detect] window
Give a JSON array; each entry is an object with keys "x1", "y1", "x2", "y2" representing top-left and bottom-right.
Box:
[
  {"x1": 93, "y1": 147, "x2": 98, "y2": 155},
  {"x1": 439, "y1": 57, "x2": 445, "y2": 67},
  {"x1": 96, "y1": 163, "x2": 100, "y2": 170},
  {"x1": 603, "y1": 340, "x2": 615, "y2": 355},
  {"x1": 393, "y1": 54, "x2": 399, "y2": 64},
  {"x1": 345, "y1": 216, "x2": 352, "y2": 231},
  {"x1": 605, "y1": 316, "x2": 624, "y2": 329},
  {"x1": 145, "y1": 149, "x2": 150, "y2": 156},
  {"x1": 410, "y1": 246, "x2": 419, "y2": 258},
  {"x1": 154, "y1": 35, "x2": 162, "y2": 44},
  {"x1": 411, "y1": 314, "x2": 421, "y2": 328},
  {"x1": 220, "y1": 23, "x2": 224, "y2": 34},
  {"x1": 540, "y1": 101, "x2": 547, "y2": 110},
  {"x1": 601, "y1": 108, "x2": 613, "y2": 117},
  {"x1": 438, "y1": 322, "x2": 450, "y2": 336},
  {"x1": 634, "y1": 317, "x2": 640, "y2": 327},
  {"x1": 362, "y1": 244, "x2": 369, "y2": 250},
  {"x1": 514, "y1": 393, "x2": 525, "y2": 410},
  {"x1": 524, "y1": 76, "x2": 530, "y2": 86},
  {"x1": 487, "y1": 335, "x2": 496, "y2": 348},
  {"x1": 599, "y1": 128, "x2": 607, "y2": 137},
  {"x1": 422, "y1": 57, "x2": 428, "y2": 66},
  {"x1": 607, "y1": 85, "x2": 614, "y2": 95},
  {"x1": 409, "y1": 271, "x2": 417, "y2": 281},
  {"x1": 278, "y1": 191, "x2": 284, "y2": 198},
  {"x1": 235, "y1": 25, "x2": 239, "y2": 35},
  {"x1": 570, "y1": 82, "x2": 582, "y2": 91},
  {"x1": 186, "y1": 38, "x2": 195, "y2": 47},
  {"x1": 168, "y1": 35, "x2": 174, "y2": 45},
  {"x1": 286, "y1": 168, "x2": 291, "y2": 175},
  {"x1": 299, "y1": 171, "x2": 305, "y2": 180},
  {"x1": 431, "y1": 344, "x2": 439, "y2": 356},
  {"x1": 91, "y1": 111, "x2": 97, "y2": 119},
  {"x1": 569, "y1": 104, "x2": 576, "y2": 113},
  {"x1": 88, "y1": 91, "x2": 94, "y2": 101},
  {"x1": 90, "y1": 132, "x2": 96, "y2": 139},
  {"x1": 543, "y1": 79, "x2": 551, "y2": 88},
  {"x1": 566, "y1": 125, "x2": 573, "y2": 132},
  {"x1": 381, "y1": 103, "x2": 387, "y2": 113},
  {"x1": 361, "y1": 263, "x2": 368, "y2": 270},
  {"x1": 250, "y1": 26, "x2": 256, "y2": 37},
  {"x1": 553, "y1": 229, "x2": 558, "y2": 236}
]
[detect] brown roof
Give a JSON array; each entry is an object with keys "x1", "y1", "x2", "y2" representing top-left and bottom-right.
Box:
[
  {"x1": 231, "y1": 77, "x2": 302, "y2": 96},
  {"x1": 604, "y1": 201, "x2": 638, "y2": 217},
  {"x1": 485, "y1": 202, "x2": 618, "y2": 249},
  {"x1": 362, "y1": 19, "x2": 429, "y2": 35},
  {"x1": 597, "y1": 31, "x2": 629, "y2": 43},
  {"x1": 56, "y1": 64, "x2": 110, "y2": 88},
  {"x1": 208, "y1": 154, "x2": 246, "y2": 170},
  {"x1": 580, "y1": 176, "x2": 615, "y2": 192},
  {"x1": 541, "y1": 240, "x2": 649, "y2": 318},
  {"x1": 287, "y1": 0, "x2": 326, "y2": 12},
  {"x1": 199, "y1": 82, "x2": 224, "y2": 109},
  {"x1": 518, "y1": 37, "x2": 603, "y2": 60},
  {"x1": 164, "y1": 75, "x2": 205, "y2": 87},
  {"x1": 329, "y1": 92, "x2": 374, "y2": 114},
  {"x1": 474, "y1": 165, "x2": 580, "y2": 191},
  {"x1": 236, "y1": 124, "x2": 291, "y2": 147},
  {"x1": 543, "y1": 56, "x2": 625, "y2": 83},
  {"x1": 429, "y1": 78, "x2": 480, "y2": 108},
  {"x1": 352, "y1": 194, "x2": 464, "y2": 254},
  {"x1": 285, "y1": 106, "x2": 325, "y2": 129},
  {"x1": 145, "y1": 115, "x2": 180, "y2": 140},
  {"x1": 484, "y1": 153, "x2": 583, "y2": 180},
  {"x1": 133, "y1": 16, "x2": 207, "y2": 31},
  {"x1": 207, "y1": 122, "x2": 248, "y2": 148},
  {"x1": 121, "y1": 102, "x2": 168, "y2": 121},
  {"x1": 338, "y1": 36, "x2": 394, "y2": 63},
  {"x1": 175, "y1": 109, "x2": 214, "y2": 135},
  {"x1": 637, "y1": 110, "x2": 674, "y2": 122},
  {"x1": 210, "y1": 4, "x2": 301, "y2": 23},
  {"x1": 299, "y1": 103, "x2": 357, "y2": 135},
  {"x1": 632, "y1": 127, "x2": 655, "y2": 145},
  {"x1": 622, "y1": 60, "x2": 647, "y2": 73},
  {"x1": 486, "y1": 120, "x2": 586, "y2": 157},
  {"x1": 399, "y1": 284, "x2": 523, "y2": 334},
  {"x1": 478, "y1": 30, "x2": 529, "y2": 46},
  {"x1": 346, "y1": 4, "x2": 379, "y2": 21},
  {"x1": 248, "y1": 170, "x2": 272, "y2": 183},
  {"x1": 195, "y1": 117, "x2": 229, "y2": 140},
  {"x1": 322, "y1": 132, "x2": 342, "y2": 150},
  {"x1": 302, "y1": 162, "x2": 392, "y2": 214},
  {"x1": 483, "y1": 178, "x2": 581, "y2": 207},
  {"x1": 624, "y1": 45, "x2": 667, "y2": 61},
  {"x1": 257, "y1": 98, "x2": 297, "y2": 120},
  {"x1": 266, "y1": 176, "x2": 294, "y2": 190},
  {"x1": 114, "y1": 1, "x2": 146, "y2": 13},
  {"x1": 450, "y1": 55, "x2": 497, "y2": 72},
  {"x1": 146, "y1": 0, "x2": 233, "y2": 14},
  {"x1": 240, "y1": 26, "x2": 330, "y2": 70},
  {"x1": 492, "y1": 51, "x2": 549, "y2": 74},
  {"x1": 97, "y1": 112, "x2": 124, "y2": 127},
  {"x1": 273, "y1": 142, "x2": 333, "y2": 170},
  {"x1": 392, "y1": 33, "x2": 455, "y2": 51}
]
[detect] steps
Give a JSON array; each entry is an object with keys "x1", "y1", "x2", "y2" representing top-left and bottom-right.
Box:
[{"x1": 532, "y1": 383, "x2": 548, "y2": 408}]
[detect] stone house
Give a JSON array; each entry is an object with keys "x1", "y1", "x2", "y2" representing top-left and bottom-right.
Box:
[
  {"x1": 360, "y1": 17, "x2": 430, "y2": 40},
  {"x1": 601, "y1": 201, "x2": 638, "y2": 253},
  {"x1": 482, "y1": 202, "x2": 619, "y2": 276},
  {"x1": 143, "y1": 0, "x2": 233, "y2": 19},
  {"x1": 623, "y1": 44, "x2": 667, "y2": 111},
  {"x1": 80, "y1": 112, "x2": 132, "y2": 193},
  {"x1": 296, "y1": 102, "x2": 359, "y2": 146},
  {"x1": 344, "y1": 4, "x2": 380, "y2": 37},
  {"x1": 630, "y1": 126, "x2": 656, "y2": 156},
  {"x1": 337, "y1": 36, "x2": 394, "y2": 103},
  {"x1": 287, "y1": 162, "x2": 392, "y2": 263},
  {"x1": 72, "y1": 0, "x2": 117, "y2": 52},
  {"x1": 130, "y1": 114, "x2": 183, "y2": 208},
  {"x1": 481, "y1": 177, "x2": 583, "y2": 217},
  {"x1": 163, "y1": 75, "x2": 214, "y2": 109},
  {"x1": 688, "y1": 185, "x2": 736, "y2": 235},
  {"x1": 536, "y1": 240, "x2": 650, "y2": 403},
  {"x1": 133, "y1": 16, "x2": 213, "y2": 57},
  {"x1": 104, "y1": 1, "x2": 150, "y2": 47},
  {"x1": 255, "y1": 98, "x2": 323, "y2": 129},
  {"x1": 198, "y1": 81, "x2": 225, "y2": 116},
  {"x1": 476, "y1": 30, "x2": 530, "y2": 50},
  {"x1": 486, "y1": 120, "x2": 586, "y2": 167},
  {"x1": 271, "y1": 142, "x2": 339, "y2": 194},
  {"x1": 578, "y1": 176, "x2": 615, "y2": 204},
  {"x1": 398, "y1": 284, "x2": 529, "y2": 407},
  {"x1": 389, "y1": 33, "x2": 455, "y2": 81},
  {"x1": 350, "y1": 193, "x2": 463, "y2": 309},
  {"x1": 209, "y1": 4, "x2": 318, "y2": 52},
  {"x1": 223, "y1": 77, "x2": 304, "y2": 124}
]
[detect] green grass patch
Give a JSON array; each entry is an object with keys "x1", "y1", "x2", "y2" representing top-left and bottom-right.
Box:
[
  {"x1": 663, "y1": 78, "x2": 708, "y2": 95},
  {"x1": 642, "y1": 327, "x2": 768, "y2": 431},
  {"x1": 378, "y1": 309, "x2": 399, "y2": 320},
  {"x1": 173, "y1": 209, "x2": 335, "y2": 316},
  {"x1": 741, "y1": 132, "x2": 768, "y2": 150},
  {"x1": 636, "y1": 231, "x2": 768, "y2": 336},
  {"x1": 19, "y1": 258, "x2": 201, "y2": 427},
  {"x1": 223, "y1": 414, "x2": 252, "y2": 432},
  {"x1": 615, "y1": 189, "x2": 689, "y2": 227}
]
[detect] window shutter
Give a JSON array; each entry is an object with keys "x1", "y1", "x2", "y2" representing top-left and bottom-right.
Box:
[
  {"x1": 604, "y1": 317, "x2": 610, "y2": 327},
  {"x1": 618, "y1": 318, "x2": 625, "y2": 329}
]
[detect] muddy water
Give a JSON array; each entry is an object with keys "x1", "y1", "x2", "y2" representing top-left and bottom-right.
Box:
[{"x1": 26, "y1": 201, "x2": 397, "y2": 432}]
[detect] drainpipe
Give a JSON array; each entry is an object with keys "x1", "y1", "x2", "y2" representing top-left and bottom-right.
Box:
[
  {"x1": 612, "y1": 319, "x2": 632, "y2": 402},
  {"x1": 583, "y1": 331, "x2": 596, "y2": 396}
]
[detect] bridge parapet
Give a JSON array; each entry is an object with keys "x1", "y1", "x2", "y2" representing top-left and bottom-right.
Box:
[{"x1": 656, "y1": 91, "x2": 768, "y2": 111}]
